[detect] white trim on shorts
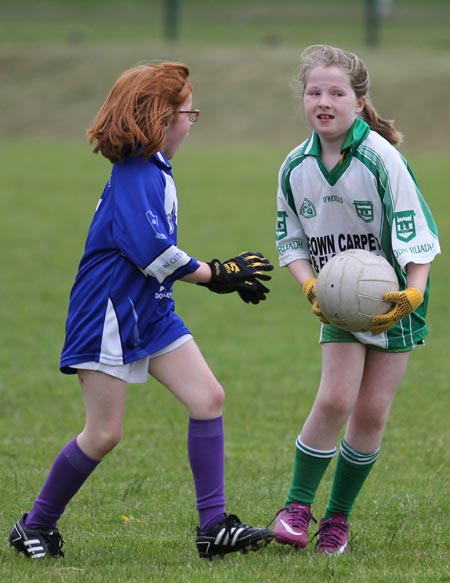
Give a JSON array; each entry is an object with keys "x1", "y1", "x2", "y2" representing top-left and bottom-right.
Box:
[{"x1": 70, "y1": 334, "x2": 193, "y2": 383}]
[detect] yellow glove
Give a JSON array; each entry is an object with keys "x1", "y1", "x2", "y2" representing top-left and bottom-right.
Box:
[
  {"x1": 370, "y1": 287, "x2": 423, "y2": 336},
  {"x1": 303, "y1": 277, "x2": 317, "y2": 304},
  {"x1": 303, "y1": 277, "x2": 330, "y2": 324}
]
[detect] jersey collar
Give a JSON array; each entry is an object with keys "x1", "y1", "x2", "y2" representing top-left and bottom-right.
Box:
[
  {"x1": 303, "y1": 119, "x2": 371, "y2": 186},
  {"x1": 305, "y1": 118, "x2": 370, "y2": 158},
  {"x1": 340, "y1": 118, "x2": 370, "y2": 154},
  {"x1": 153, "y1": 151, "x2": 172, "y2": 170}
]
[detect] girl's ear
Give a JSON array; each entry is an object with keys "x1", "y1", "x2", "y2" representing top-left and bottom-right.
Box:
[{"x1": 356, "y1": 95, "x2": 367, "y2": 113}]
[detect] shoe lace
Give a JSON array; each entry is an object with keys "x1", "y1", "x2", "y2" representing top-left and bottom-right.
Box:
[
  {"x1": 288, "y1": 506, "x2": 317, "y2": 530},
  {"x1": 314, "y1": 518, "x2": 347, "y2": 550},
  {"x1": 267, "y1": 504, "x2": 317, "y2": 529},
  {"x1": 213, "y1": 514, "x2": 252, "y2": 541},
  {"x1": 222, "y1": 514, "x2": 245, "y2": 531},
  {"x1": 43, "y1": 530, "x2": 65, "y2": 557}
]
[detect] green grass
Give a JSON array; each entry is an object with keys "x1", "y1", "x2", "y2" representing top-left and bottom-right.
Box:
[
  {"x1": 0, "y1": 2, "x2": 449, "y2": 580},
  {"x1": 1, "y1": 42, "x2": 450, "y2": 151},
  {"x1": 1, "y1": 0, "x2": 449, "y2": 48},
  {"x1": 0, "y1": 139, "x2": 449, "y2": 582}
]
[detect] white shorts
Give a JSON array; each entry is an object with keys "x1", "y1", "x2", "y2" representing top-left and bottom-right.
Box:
[{"x1": 71, "y1": 334, "x2": 193, "y2": 384}]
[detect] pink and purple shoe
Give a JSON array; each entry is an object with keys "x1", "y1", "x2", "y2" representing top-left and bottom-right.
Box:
[
  {"x1": 314, "y1": 513, "x2": 349, "y2": 555},
  {"x1": 273, "y1": 503, "x2": 317, "y2": 549}
]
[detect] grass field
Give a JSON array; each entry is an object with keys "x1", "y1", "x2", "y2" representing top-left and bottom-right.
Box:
[{"x1": 1, "y1": 2, "x2": 449, "y2": 582}]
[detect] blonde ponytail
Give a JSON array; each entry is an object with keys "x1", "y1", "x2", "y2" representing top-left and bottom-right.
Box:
[{"x1": 360, "y1": 100, "x2": 402, "y2": 146}]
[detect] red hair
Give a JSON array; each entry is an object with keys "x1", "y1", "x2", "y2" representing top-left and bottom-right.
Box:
[{"x1": 87, "y1": 63, "x2": 192, "y2": 163}]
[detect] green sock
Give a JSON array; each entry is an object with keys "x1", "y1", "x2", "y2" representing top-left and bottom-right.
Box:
[
  {"x1": 285, "y1": 438, "x2": 336, "y2": 506},
  {"x1": 325, "y1": 439, "x2": 381, "y2": 518}
]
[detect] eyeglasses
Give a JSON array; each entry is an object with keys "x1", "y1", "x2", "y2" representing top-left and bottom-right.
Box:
[{"x1": 178, "y1": 109, "x2": 200, "y2": 123}]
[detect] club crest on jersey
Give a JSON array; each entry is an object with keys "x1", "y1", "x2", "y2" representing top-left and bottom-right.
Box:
[
  {"x1": 146, "y1": 210, "x2": 167, "y2": 239},
  {"x1": 353, "y1": 200, "x2": 374, "y2": 223},
  {"x1": 299, "y1": 198, "x2": 316, "y2": 219},
  {"x1": 394, "y1": 210, "x2": 416, "y2": 242}
]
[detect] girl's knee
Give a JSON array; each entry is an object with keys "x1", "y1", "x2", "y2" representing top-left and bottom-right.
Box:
[
  {"x1": 318, "y1": 392, "x2": 354, "y2": 420},
  {"x1": 98, "y1": 430, "x2": 122, "y2": 455},
  {"x1": 354, "y1": 407, "x2": 389, "y2": 435},
  {"x1": 80, "y1": 427, "x2": 122, "y2": 459},
  {"x1": 203, "y1": 381, "x2": 225, "y2": 412},
  {"x1": 212, "y1": 381, "x2": 225, "y2": 407},
  {"x1": 190, "y1": 380, "x2": 225, "y2": 418}
]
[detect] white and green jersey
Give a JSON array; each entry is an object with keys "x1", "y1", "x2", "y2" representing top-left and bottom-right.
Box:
[{"x1": 276, "y1": 119, "x2": 440, "y2": 350}]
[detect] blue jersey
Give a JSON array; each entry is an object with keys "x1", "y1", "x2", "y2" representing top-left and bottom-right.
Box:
[{"x1": 60, "y1": 152, "x2": 200, "y2": 373}]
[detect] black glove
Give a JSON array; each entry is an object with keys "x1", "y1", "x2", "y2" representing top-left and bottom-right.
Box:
[
  {"x1": 199, "y1": 251, "x2": 273, "y2": 303},
  {"x1": 237, "y1": 278, "x2": 271, "y2": 304}
]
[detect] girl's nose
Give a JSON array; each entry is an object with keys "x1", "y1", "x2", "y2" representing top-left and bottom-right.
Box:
[{"x1": 318, "y1": 95, "x2": 330, "y2": 108}]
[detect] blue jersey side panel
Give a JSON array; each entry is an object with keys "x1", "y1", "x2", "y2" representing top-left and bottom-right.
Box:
[{"x1": 60, "y1": 153, "x2": 199, "y2": 373}]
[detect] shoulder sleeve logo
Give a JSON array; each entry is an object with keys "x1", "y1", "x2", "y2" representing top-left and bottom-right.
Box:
[
  {"x1": 146, "y1": 210, "x2": 167, "y2": 240},
  {"x1": 394, "y1": 210, "x2": 416, "y2": 242},
  {"x1": 276, "y1": 211, "x2": 288, "y2": 240}
]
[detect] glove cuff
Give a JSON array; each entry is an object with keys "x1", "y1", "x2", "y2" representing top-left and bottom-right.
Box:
[
  {"x1": 207, "y1": 259, "x2": 223, "y2": 283},
  {"x1": 303, "y1": 277, "x2": 317, "y2": 305},
  {"x1": 406, "y1": 287, "x2": 424, "y2": 310}
]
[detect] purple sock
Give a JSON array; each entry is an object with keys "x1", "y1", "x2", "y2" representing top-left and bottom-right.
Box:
[
  {"x1": 25, "y1": 437, "x2": 99, "y2": 529},
  {"x1": 188, "y1": 416, "x2": 226, "y2": 532}
]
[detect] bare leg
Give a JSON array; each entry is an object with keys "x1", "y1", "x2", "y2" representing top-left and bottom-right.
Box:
[
  {"x1": 149, "y1": 339, "x2": 224, "y2": 418},
  {"x1": 149, "y1": 339, "x2": 226, "y2": 530},
  {"x1": 77, "y1": 369, "x2": 128, "y2": 460},
  {"x1": 300, "y1": 342, "x2": 367, "y2": 449},
  {"x1": 345, "y1": 349, "x2": 410, "y2": 451},
  {"x1": 24, "y1": 369, "x2": 125, "y2": 530}
]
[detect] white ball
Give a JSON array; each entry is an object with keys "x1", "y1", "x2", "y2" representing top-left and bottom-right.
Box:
[{"x1": 316, "y1": 249, "x2": 399, "y2": 333}]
